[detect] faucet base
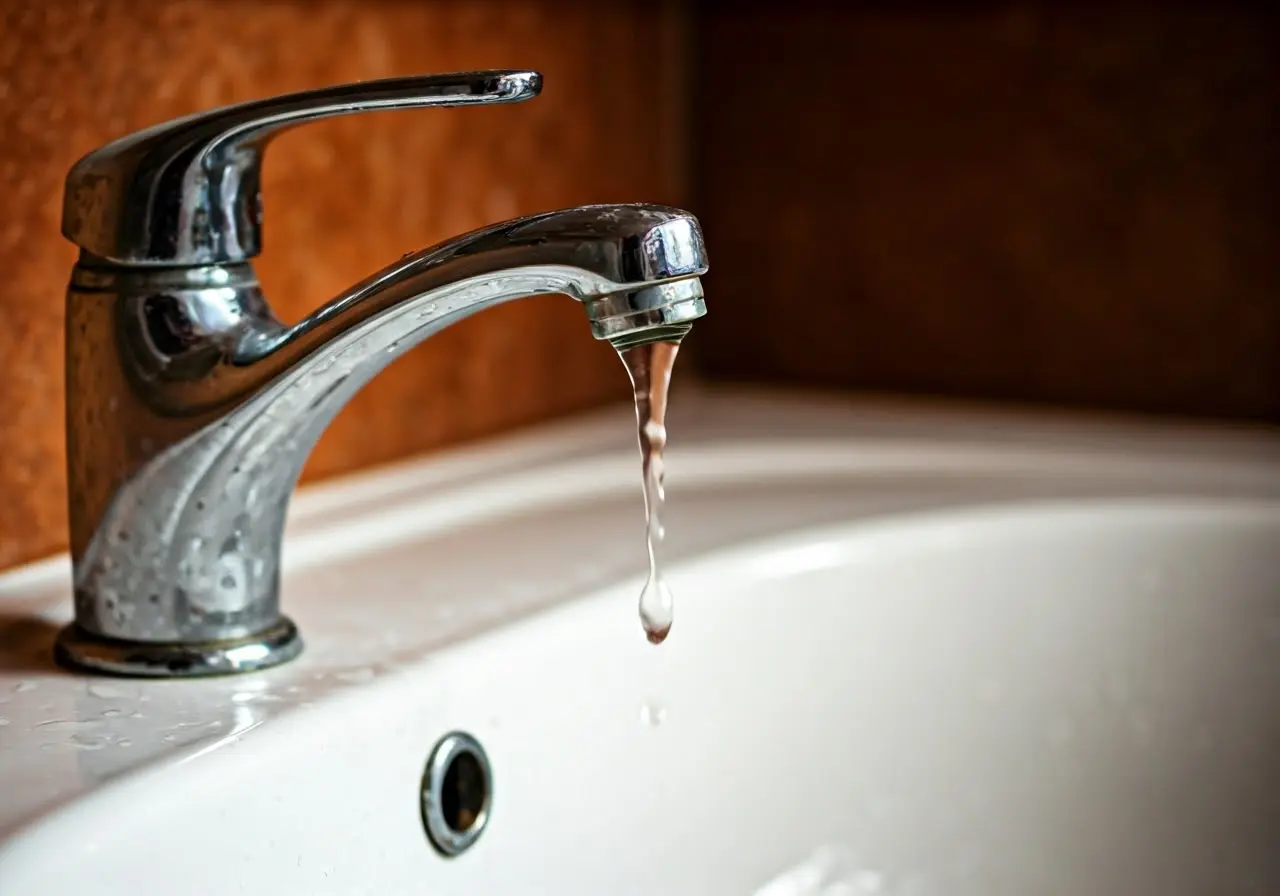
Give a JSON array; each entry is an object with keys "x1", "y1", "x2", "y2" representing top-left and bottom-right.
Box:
[{"x1": 53, "y1": 618, "x2": 303, "y2": 678}]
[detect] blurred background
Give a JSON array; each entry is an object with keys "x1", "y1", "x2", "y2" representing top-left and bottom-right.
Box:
[{"x1": 0, "y1": 0, "x2": 1276, "y2": 570}]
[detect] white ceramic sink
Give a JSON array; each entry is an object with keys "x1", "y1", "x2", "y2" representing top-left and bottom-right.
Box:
[{"x1": 1, "y1": 390, "x2": 1278, "y2": 895}]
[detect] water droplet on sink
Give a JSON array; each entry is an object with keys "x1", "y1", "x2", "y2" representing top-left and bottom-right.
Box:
[
  {"x1": 101, "y1": 708, "x2": 122, "y2": 718},
  {"x1": 0, "y1": 718, "x2": 9, "y2": 727},
  {"x1": 639, "y1": 700, "x2": 666, "y2": 728},
  {"x1": 13, "y1": 680, "x2": 37, "y2": 693},
  {"x1": 118, "y1": 738, "x2": 133, "y2": 748},
  {"x1": 87, "y1": 682, "x2": 127, "y2": 700},
  {"x1": 36, "y1": 718, "x2": 102, "y2": 731}
]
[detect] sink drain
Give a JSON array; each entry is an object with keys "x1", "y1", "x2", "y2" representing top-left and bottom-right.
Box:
[{"x1": 420, "y1": 731, "x2": 492, "y2": 856}]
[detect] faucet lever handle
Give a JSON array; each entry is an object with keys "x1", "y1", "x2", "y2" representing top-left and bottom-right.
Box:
[{"x1": 61, "y1": 70, "x2": 542, "y2": 267}]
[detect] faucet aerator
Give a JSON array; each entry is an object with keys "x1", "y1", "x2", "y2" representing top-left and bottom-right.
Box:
[{"x1": 588, "y1": 278, "x2": 706, "y2": 349}]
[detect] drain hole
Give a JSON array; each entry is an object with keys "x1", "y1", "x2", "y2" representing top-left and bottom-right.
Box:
[
  {"x1": 421, "y1": 731, "x2": 491, "y2": 857},
  {"x1": 441, "y1": 749, "x2": 486, "y2": 833}
]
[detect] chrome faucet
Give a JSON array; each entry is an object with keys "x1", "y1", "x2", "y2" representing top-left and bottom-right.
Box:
[{"x1": 54, "y1": 71, "x2": 708, "y2": 677}]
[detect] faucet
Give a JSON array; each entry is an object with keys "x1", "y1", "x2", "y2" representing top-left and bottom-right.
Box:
[{"x1": 53, "y1": 71, "x2": 708, "y2": 678}]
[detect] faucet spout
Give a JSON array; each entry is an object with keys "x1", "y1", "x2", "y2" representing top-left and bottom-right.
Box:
[{"x1": 58, "y1": 203, "x2": 707, "y2": 676}]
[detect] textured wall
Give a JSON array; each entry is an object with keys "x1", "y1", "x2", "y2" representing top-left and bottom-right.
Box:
[
  {"x1": 0, "y1": 0, "x2": 688, "y2": 569},
  {"x1": 692, "y1": 4, "x2": 1280, "y2": 421}
]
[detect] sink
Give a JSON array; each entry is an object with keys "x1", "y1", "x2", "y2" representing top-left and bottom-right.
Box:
[{"x1": 2, "y1": 390, "x2": 1278, "y2": 894}]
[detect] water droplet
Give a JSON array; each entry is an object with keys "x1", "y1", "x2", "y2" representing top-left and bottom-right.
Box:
[
  {"x1": 118, "y1": 739, "x2": 133, "y2": 748},
  {"x1": 639, "y1": 700, "x2": 666, "y2": 728},
  {"x1": 415, "y1": 303, "x2": 438, "y2": 318},
  {"x1": 13, "y1": 680, "x2": 37, "y2": 693},
  {"x1": 87, "y1": 682, "x2": 127, "y2": 699},
  {"x1": 0, "y1": 718, "x2": 9, "y2": 726},
  {"x1": 101, "y1": 708, "x2": 122, "y2": 718},
  {"x1": 162, "y1": 733, "x2": 178, "y2": 743},
  {"x1": 639, "y1": 574, "x2": 673, "y2": 645},
  {"x1": 36, "y1": 718, "x2": 101, "y2": 731}
]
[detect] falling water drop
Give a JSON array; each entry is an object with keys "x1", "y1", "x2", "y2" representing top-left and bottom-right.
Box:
[{"x1": 616, "y1": 340, "x2": 681, "y2": 645}]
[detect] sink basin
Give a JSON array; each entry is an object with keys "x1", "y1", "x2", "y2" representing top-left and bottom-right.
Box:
[{"x1": 1, "y1": 390, "x2": 1278, "y2": 894}]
